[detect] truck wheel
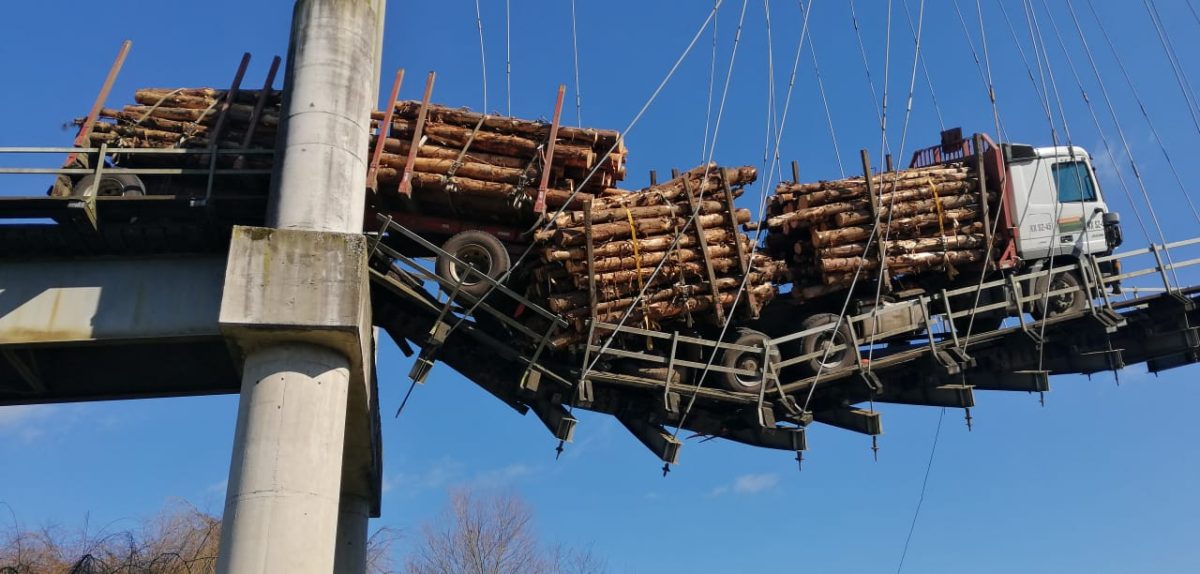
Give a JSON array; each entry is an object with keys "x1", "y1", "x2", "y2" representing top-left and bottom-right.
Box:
[
  {"x1": 952, "y1": 312, "x2": 1004, "y2": 336},
  {"x1": 73, "y1": 173, "x2": 145, "y2": 197},
  {"x1": 436, "y1": 230, "x2": 511, "y2": 299},
  {"x1": 950, "y1": 287, "x2": 1004, "y2": 335},
  {"x1": 800, "y1": 313, "x2": 857, "y2": 375},
  {"x1": 718, "y1": 328, "x2": 780, "y2": 394},
  {"x1": 1032, "y1": 269, "x2": 1087, "y2": 320}
]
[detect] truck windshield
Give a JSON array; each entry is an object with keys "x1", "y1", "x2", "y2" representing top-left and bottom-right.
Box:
[{"x1": 1053, "y1": 161, "x2": 1097, "y2": 203}]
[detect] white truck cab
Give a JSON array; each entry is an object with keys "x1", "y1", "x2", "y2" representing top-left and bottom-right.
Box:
[{"x1": 1005, "y1": 143, "x2": 1121, "y2": 262}]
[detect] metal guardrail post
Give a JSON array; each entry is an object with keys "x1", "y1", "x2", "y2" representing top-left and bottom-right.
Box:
[{"x1": 1150, "y1": 243, "x2": 1174, "y2": 293}]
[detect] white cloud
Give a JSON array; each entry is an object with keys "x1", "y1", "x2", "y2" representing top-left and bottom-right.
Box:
[
  {"x1": 382, "y1": 457, "x2": 465, "y2": 496},
  {"x1": 733, "y1": 473, "x2": 780, "y2": 494},
  {"x1": 471, "y1": 463, "x2": 534, "y2": 488},
  {"x1": 710, "y1": 473, "x2": 780, "y2": 497},
  {"x1": 0, "y1": 404, "x2": 58, "y2": 442}
]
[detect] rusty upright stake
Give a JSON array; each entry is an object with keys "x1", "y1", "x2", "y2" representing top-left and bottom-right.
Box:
[
  {"x1": 205, "y1": 53, "x2": 252, "y2": 204},
  {"x1": 367, "y1": 68, "x2": 406, "y2": 193},
  {"x1": 240, "y1": 56, "x2": 282, "y2": 150},
  {"x1": 399, "y1": 71, "x2": 436, "y2": 197},
  {"x1": 534, "y1": 84, "x2": 567, "y2": 213},
  {"x1": 210, "y1": 53, "x2": 253, "y2": 146},
  {"x1": 57, "y1": 40, "x2": 132, "y2": 196}
]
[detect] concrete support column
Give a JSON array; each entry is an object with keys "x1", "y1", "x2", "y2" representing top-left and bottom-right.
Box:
[
  {"x1": 269, "y1": 0, "x2": 384, "y2": 234},
  {"x1": 333, "y1": 493, "x2": 371, "y2": 572},
  {"x1": 217, "y1": 0, "x2": 385, "y2": 572},
  {"x1": 216, "y1": 345, "x2": 351, "y2": 573}
]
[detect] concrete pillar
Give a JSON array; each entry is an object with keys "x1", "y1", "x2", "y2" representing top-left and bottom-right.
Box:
[
  {"x1": 215, "y1": 345, "x2": 351, "y2": 573},
  {"x1": 269, "y1": 0, "x2": 384, "y2": 234},
  {"x1": 333, "y1": 493, "x2": 371, "y2": 572},
  {"x1": 218, "y1": 1, "x2": 385, "y2": 573}
]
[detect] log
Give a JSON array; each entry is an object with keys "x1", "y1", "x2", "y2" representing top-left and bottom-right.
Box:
[
  {"x1": 563, "y1": 240, "x2": 746, "y2": 274},
  {"x1": 550, "y1": 209, "x2": 752, "y2": 246},
  {"x1": 378, "y1": 155, "x2": 527, "y2": 185},
  {"x1": 775, "y1": 164, "x2": 971, "y2": 196},
  {"x1": 592, "y1": 165, "x2": 757, "y2": 210},
  {"x1": 775, "y1": 172, "x2": 973, "y2": 205},
  {"x1": 579, "y1": 258, "x2": 739, "y2": 288},
  {"x1": 834, "y1": 193, "x2": 988, "y2": 227},
  {"x1": 818, "y1": 249, "x2": 987, "y2": 273},
  {"x1": 811, "y1": 207, "x2": 980, "y2": 247},
  {"x1": 546, "y1": 274, "x2": 772, "y2": 312},
  {"x1": 114, "y1": 104, "x2": 279, "y2": 128},
  {"x1": 134, "y1": 88, "x2": 279, "y2": 108},
  {"x1": 374, "y1": 169, "x2": 592, "y2": 206},
  {"x1": 381, "y1": 101, "x2": 624, "y2": 152},
  {"x1": 767, "y1": 181, "x2": 977, "y2": 227},
  {"x1": 588, "y1": 284, "x2": 776, "y2": 325},
  {"x1": 552, "y1": 199, "x2": 725, "y2": 227},
  {"x1": 388, "y1": 118, "x2": 596, "y2": 168},
  {"x1": 817, "y1": 233, "x2": 987, "y2": 258},
  {"x1": 541, "y1": 227, "x2": 736, "y2": 261}
]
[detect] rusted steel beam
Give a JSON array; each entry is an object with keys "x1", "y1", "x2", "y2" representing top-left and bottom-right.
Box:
[
  {"x1": 399, "y1": 71, "x2": 436, "y2": 197},
  {"x1": 534, "y1": 84, "x2": 567, "y2": 213},
  {"x1": 240, "y1": 56, "x2": 282, "y2": 150},
  {"x1": 368, "y1": 68, "x2": 405, "y2": 193},
  {"x1": 56, "y1": 40, "x2": 132, "y2": 197}
]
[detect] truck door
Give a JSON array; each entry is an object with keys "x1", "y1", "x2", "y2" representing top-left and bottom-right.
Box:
[{"x1": 1049, "y1": 158, "x2": 1107, "y2": 257}]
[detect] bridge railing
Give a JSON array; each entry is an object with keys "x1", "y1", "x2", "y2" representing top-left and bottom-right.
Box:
[{"x1": 0, "y1": 145, "x2": 273, "y2": 207}]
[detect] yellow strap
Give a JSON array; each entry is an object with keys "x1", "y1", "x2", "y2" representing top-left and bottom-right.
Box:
[
  {"x1": 624, "y1": 206, "x2": 655, "y2": 337},
  {"x1": 927, "y1": 176, "x2": 959, "y2": 279}
]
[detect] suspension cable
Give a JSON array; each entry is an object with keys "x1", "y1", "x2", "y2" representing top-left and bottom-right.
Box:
[
  {"x1": 866, "y1": 0, "x2": 925, "y2": 369},
  {"x1": 579, "y1": 0, "x2": 746, "y2": 381},
  {"x1": 570, "y1": 0, "x2": 583, "y2": 126},
  {"x1": 505, "y1": 0, "x2": 512, "y2": 116},
  {"x1": 995, "y1": 0, "x2": 1058, "y2": 146},
  {"x1": 894, "y1": 408, "x2": 945, "y2": 574},
  {"x1": 1144, "y1": 0, "x2": 1200, "y2": 137},
  {"x1": 702, "y1": 1, "x2": 720, "y2": 161},
  {"x1": 442, "y1": 2, "x2": 726, "y2": 340},
  {"x1": 951, "y1": 0, "x2": 999, "y2": 134},
  {"x1": 802, "y1": 0, "x2": 847, "y2": 178},
  {"x1": 474, "y1": 0, "x2": 488, "y2": 111},
  {"x1": 902, "y1": 0, "x2": 945, "y2": 132},
  {"x1": 671, "y1": 0, "x2": 815, "y2": 442},
  {"x1": 1039, "y1": 0, "x2": 1154, "y2": 250},
  {"x1": 1083, "y1": 0, "x2": 1200, "y2": 226},
  {"x1": 762, "y1": 0, "x2": 779, "y2": 170},
  {"x1": 878, "y1": 0, "x2": 894, "y2": 160},
  {"x1": 947, "y1": 0, "x2": 1011, "y2": 349},
  {"x1": 849, "y1": 0, "x2": 884, "y2": 127},
  {"x1": 1063, "y1": 0, "x2": 1180, "y2": 287}
]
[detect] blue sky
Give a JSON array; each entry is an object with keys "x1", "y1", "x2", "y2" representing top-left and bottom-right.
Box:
[{"x1": 3, "y1": 1, "x2": 1200, "y2": 572}]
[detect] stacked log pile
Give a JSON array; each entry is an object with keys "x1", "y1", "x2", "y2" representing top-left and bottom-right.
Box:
[
  {"x1": 87, "y1": 88, "x2": 280, "y2": 164},
  {"x1": 80, "y1": 88, "x2": 628, "y2": 219},
  {"x1": 529, "y1": 164, "x2": 786, "y2": 348},
  {"x1": 370, "y1": 101, "x2": 627, "y2": 220},
  {"x1": 765, "y1": 162, "x2": 991, "y2": 299}
]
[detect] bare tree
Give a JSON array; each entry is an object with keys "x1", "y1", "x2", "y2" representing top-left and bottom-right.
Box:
[
  {"x1": 0, "y1": 500, "x2": 399, "y2": 574},
  {"x1": 406, "y1": 489, "x2": 606, "y2": 574}
]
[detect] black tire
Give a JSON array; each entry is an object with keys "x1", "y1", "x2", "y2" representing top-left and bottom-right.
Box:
[
  {"x1": 718, "y1": 328, "x2": 780, "y2": 394},
  {"x1": 73, "y1": 173, "x2": 145, "y2": 197},
  {"x1": 1032, "y1": 268, "x2": 1087, "y2": 320},
  {"x1": 949, "y1": 286, "x2": 1005, "y2": 335},
  {"x1": 952, "y1": 312, "x2": 1004, "y2": 336},
  {"x1": 800, "y1": 313, "x2": 858, "y2": 375},
  {"x1": 436, "y1": 230, "x2": 511, "y2": 299}
]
